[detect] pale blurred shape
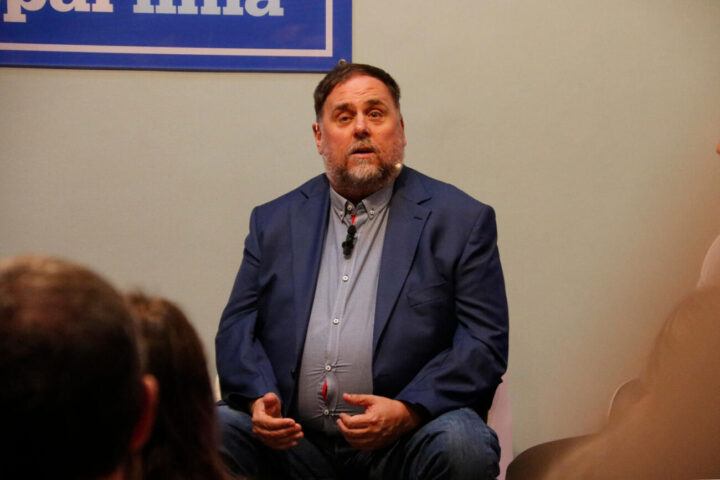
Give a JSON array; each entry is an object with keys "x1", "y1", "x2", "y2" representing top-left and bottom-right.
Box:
[{"x1": 697, "y1": 235, "x2": 720, "y2": 288}]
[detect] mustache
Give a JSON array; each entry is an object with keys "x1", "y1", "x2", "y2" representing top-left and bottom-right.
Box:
[{"x1": 346, "y1": 141, "x2": 379, "y2": 156}]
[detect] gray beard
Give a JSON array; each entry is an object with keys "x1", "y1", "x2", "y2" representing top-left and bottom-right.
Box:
[
  {"x1": 324, "y1": 158, "x2": 401, "y2": 200},
  {"x1": 322, "y1": 141, "x2": 404, "y2": 200}
]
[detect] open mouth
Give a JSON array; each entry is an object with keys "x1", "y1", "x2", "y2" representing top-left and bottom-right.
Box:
[{"x1": 349, "y1": 144, "x2": 376, "y2": 156}]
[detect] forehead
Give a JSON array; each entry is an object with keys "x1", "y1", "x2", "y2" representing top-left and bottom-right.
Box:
[{"x1": 323, "y1": 75, "x2": 396, "y2": 112}]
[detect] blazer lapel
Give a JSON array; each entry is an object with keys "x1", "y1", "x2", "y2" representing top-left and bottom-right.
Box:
[
  {"x1": 290, "y1": 175, "x2": 330, "y2": 358},
  {"x1": 373, "y1": 168, "x2": 431, "y2": 353}
]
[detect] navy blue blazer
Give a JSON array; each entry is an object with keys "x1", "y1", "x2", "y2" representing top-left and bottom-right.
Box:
[{"x1": 216, "y1": 166, "x2": 508, "y2": 419}]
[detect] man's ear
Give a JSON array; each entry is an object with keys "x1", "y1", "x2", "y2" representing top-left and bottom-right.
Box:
[
  {"x1": 129, "y1": 374, "x2": 159, "y2": 452},
  {"x1": 312, "y1": 122, "x2": 323, "y2": 154},
  {"x1": 400, "y1": 115, "x2": 407, "y2": 147}
]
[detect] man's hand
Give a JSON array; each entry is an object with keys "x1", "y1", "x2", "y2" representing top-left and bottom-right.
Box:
[
  {"x1": 336, "y1": 393, "x2": 422, "y2": 451},
  {"x1": 250, "y1": 392, "x2": 303, "y2": 450}
]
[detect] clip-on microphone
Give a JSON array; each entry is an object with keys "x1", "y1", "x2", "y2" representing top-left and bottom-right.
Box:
[{"x1": 342, "y1": 224, "x2": 356, "y2": 257}]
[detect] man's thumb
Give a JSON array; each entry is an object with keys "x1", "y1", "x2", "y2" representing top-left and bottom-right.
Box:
[{"x1": 263, "y1": 392, "x2": 282, "y2": 416}]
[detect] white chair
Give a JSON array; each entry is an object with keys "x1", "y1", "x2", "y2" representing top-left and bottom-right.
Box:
[{"x1": 488, "y1": 376, "x2": 513, "y2": 480}]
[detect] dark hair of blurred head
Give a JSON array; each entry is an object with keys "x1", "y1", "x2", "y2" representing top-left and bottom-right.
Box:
[
  {"x1": 126, "y1": 292, "x2": 233, "y2": 480},
  {"x1": 313, "y1": 61, "x2": 401, "y2": 120},
  {"x1": 0, "y1": 255, "x2": 143, "y2": 480}
]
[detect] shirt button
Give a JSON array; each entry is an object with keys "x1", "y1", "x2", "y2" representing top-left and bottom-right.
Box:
[
  {"x1": 342, "y1": 275, "x2": 349, "y2": 282},
  {"x1": 346, "y1": 204, "x2": 354, "y2": 212},
  {"x1": 369, "y1": 209, "x2": 375, "y2": 216},
  {"x1": 333, "y1": 318, "x2": 340, "y2": 325},
  {"x1": 323, "y1": 409, "x2": 330, "y2": 416},
  {"x1": 325, "y1": 365, "x2": 332, "y2": 371}
]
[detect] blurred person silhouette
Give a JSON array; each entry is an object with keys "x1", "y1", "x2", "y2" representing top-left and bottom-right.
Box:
[
  {"x1": 509, "y1": 289, "x2": 720, "y2": 480},
  {"x1": 541, "y1": 286, "x2": 720, "y2": 479},
  {"x1": 509, "y1": 141, "x2": 720, "y2": 479},
  {"x1": 0, "y1": 255, "x2": 157, "y2": 480},
  {"x1": 697, "y1": 234, "x2": 720, "y2": 288},
  {"x1": 697, "y1": 141, "x2": 720, "y2": 289},
  {"x1": 126, "y1": 292, "x2": 239, "y2": 480}
]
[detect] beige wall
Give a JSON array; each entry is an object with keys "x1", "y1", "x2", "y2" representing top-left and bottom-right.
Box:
[{"x1": 2, "y1": 0, "x2": 719, "y2": 454}]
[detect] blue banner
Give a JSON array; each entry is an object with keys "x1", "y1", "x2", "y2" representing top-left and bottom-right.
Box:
[{"x1": 0, "y1": 0, "x2": 351, "y2": 71}]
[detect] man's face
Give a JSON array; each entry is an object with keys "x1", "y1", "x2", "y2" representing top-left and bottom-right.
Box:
[{"x1": 313, "y1": 74, "x2": 406, "y2": 198}]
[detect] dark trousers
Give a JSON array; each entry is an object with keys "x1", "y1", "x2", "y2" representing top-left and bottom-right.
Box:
[{"x1": 218, "y1": 405, "x2": 500, "y2": 480}]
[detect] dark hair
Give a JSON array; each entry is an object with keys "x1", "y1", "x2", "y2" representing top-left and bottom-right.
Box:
[
  {"x1": 126, "y1": 292, "x2": 234, "y2": 480},
  {"x1": 0, "y1": 255, "x2": 143, "y2": 480},
  {"x1": 313, "y1": 61, "x2": 401, "y2": 119}
]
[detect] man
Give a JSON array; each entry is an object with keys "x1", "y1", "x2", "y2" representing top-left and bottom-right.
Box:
[
  {"x1": 0, "y1": 255, "x2": 157, "y2": 480},
  {"x1": 217, "y1": 62, "x2": 508, "y2": 479}
]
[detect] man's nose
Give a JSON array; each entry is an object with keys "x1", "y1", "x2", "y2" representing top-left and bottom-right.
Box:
[{"x1": 353, "y1": 114, "x2": 369, "y2": 137}]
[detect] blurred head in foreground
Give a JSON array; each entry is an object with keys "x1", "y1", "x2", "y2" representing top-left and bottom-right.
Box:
[
  {"x1": 545, "y1": 286, "x2": 720, "y2": 480},
  {"x1": 696, "y1": 140, "x2": 720, "y2": 288},
  {"x1": 126, "y1": 292, "x2": 234, "y2": 480},
  {"x1": 0, "y1": 255, "x2": 156, "y2": 480}
]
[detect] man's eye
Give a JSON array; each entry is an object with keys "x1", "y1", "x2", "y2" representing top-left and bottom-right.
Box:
[
  {"x1": 338, "y1": 115, "x2": 352, "y2": 123},
  {"x1": 369, "y1": 111, "x2": 383, "y2": 119}
]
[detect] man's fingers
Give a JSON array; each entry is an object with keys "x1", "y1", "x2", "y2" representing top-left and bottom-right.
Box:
[
  {"x1": 256, "y1": 432, "x2": 304, "y2": 450},
  {"x1": 252, "y1": 407, "x2": 296, "y2": 428},
  {"x1": 336, "y1": 417, "x2": 369, "y2": 437},
  {"x1": 254, "y1": 416, "x2": 296, "y2": 430},
  {"x1": 261, "y1": 392, "x2": 283, "y2": 417},
  {"x1": 254, "y1": 425, "x2": 302, "y2": 440},
  {"x1": 252, "y1": 413, "x2": 301, "y2": 437},
  {"x1": 254, "y1": 422, "x2": 301, "y2": 437},
  {"x1": 271, "y1": 432, "x2": 304, "y2": 450},
  {"x1": 253, "y1": 423, "x2": 303, "y2": 450},
  {"x1": 249, "y1": 392, "x2": 305, "y2": 451},
  {"x1": 337, "y1": 412, "x2": 371, "y2": 429},
  {"x1": 343, "y1": 393, "x2": 375, "y2": 407}
]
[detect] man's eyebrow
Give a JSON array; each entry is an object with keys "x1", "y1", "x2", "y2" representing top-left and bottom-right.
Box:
[
  {"x1": 330, "y1": 99, "x2": 388, "y2": 114},
  {"x1": 331, "y1": 103, "x2": 354, "y2": 114},
  {"x1": 365, "y1": 99, "x2": 386, "y2": 108}
]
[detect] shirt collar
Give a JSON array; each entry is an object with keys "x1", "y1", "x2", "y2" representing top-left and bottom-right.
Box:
[{"x1": 329, "y1": 181, "x2": 395, "y2": 223}]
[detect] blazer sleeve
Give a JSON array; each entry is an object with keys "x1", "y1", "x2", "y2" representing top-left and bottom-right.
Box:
[
  {"x1": 215, "y1": 207, "x2": 280, "y2": 410},
  {"x1": 394, "y1": 206, "x2": 509, "y2": 418}
]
